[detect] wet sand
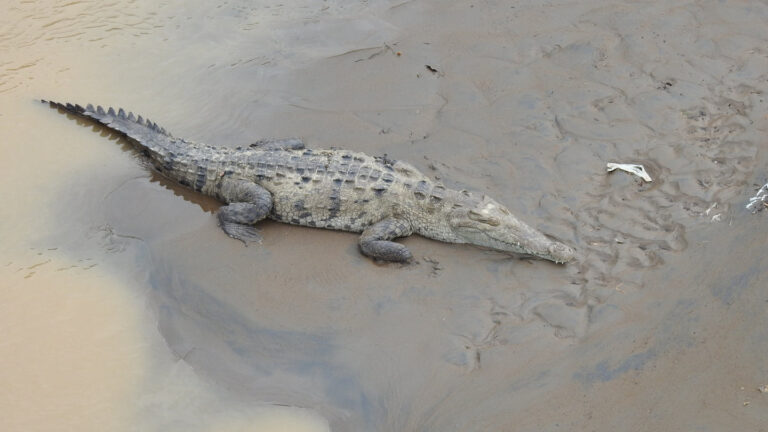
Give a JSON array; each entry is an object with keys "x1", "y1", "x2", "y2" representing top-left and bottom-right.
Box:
[{"x1": 2, "y1": 0, "x2": 768, "y2": 430}]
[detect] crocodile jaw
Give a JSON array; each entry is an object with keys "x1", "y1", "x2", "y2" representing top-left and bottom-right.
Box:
[
  {"x1": 465, "y1": 220, "x2": 574, "y2": 263},
  {"x1": 447, "y1": 200, "x2": 575, "y2": 264}
]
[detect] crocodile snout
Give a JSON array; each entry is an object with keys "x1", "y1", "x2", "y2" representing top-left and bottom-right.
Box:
[{"x1": 548, "y1": 242, "x2": 575, "y2": 263}]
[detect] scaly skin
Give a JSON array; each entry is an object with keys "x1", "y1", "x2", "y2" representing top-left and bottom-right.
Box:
[{"x1": 43, "y1": 100, "x2": 575, "y2": 264}]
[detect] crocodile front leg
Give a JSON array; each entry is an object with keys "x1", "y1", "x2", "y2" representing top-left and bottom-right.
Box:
[
  {"x1": 359, "y1": 217, "x2": 413, "y2": 262},
  {"x1": 216, "y1": 179, "x2": 273, "y2": 244}
]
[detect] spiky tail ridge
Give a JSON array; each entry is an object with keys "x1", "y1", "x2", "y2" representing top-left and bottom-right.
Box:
[{"x1": 41, "y1": 100, "x2": 180, "y2": 161}]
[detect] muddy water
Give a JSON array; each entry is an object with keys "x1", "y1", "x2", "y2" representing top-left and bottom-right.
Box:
[{"x1": 2, "y1": 0, "x2": 768, "y2": 431}]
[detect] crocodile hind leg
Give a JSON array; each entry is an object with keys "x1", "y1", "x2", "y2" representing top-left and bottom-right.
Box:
[
  {"x1": 359, "y1": 217, "x2": 414, "y2": 262},
  {"x1": 216, "y1": 179, "x2": 273, "y2": 244}
]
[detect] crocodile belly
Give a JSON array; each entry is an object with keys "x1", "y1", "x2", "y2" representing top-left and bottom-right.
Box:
[{"x1": 268, "y1": 186, "x2": 384, "y2": 233}]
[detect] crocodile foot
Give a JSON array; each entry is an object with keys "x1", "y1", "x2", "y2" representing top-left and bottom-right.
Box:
[{"x1": 220, "y1": 221, "x2": 263, "y2": 245}]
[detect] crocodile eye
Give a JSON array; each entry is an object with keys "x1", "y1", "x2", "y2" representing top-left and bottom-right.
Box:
[{"x1": 468, "y1": 210, "x2": 500, "y2": 226}]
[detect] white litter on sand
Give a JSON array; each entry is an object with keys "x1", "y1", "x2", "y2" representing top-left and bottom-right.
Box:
[
  {"x1": 746, "y1": 183, "x2": 768, "y2": 213},
  {"x1": 606, "y1": 163, "x2": 653, "y2": 182}
]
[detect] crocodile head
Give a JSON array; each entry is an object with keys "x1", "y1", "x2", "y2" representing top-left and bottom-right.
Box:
[{"x1": 447, "y1": 196, "x2": 575, "y2": 264}]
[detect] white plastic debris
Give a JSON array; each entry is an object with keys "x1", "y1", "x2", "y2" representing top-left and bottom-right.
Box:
[
  {"x1": 606, "y1": 163, "x2": 653, "y2": 182},
  {"x1": 746, "y1": 183, "x2": 768, "y2": 213}
]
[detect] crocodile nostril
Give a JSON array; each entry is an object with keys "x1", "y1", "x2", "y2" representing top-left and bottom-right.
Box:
[{"x1": 549, "y1": 243, "x2": 575, "y2": 262}]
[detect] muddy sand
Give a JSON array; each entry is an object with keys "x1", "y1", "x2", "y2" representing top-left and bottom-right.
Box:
[{"x1": 1, "y1": 0, "x2": 767, "y2": 431}]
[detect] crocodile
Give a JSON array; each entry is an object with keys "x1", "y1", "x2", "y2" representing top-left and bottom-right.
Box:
[{"x1": 43, "y1": 100, "x2": 575, "y2": 264}]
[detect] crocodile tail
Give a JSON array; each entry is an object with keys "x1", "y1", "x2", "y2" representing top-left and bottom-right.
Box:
[{"x1": 42, "y1": 100, "x2": 177, "y2": 158}]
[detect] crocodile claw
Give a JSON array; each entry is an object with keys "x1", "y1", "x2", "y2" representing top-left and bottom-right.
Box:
[{"x1": 220, "y1": 222, "x2": 263, "y2": 246}]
